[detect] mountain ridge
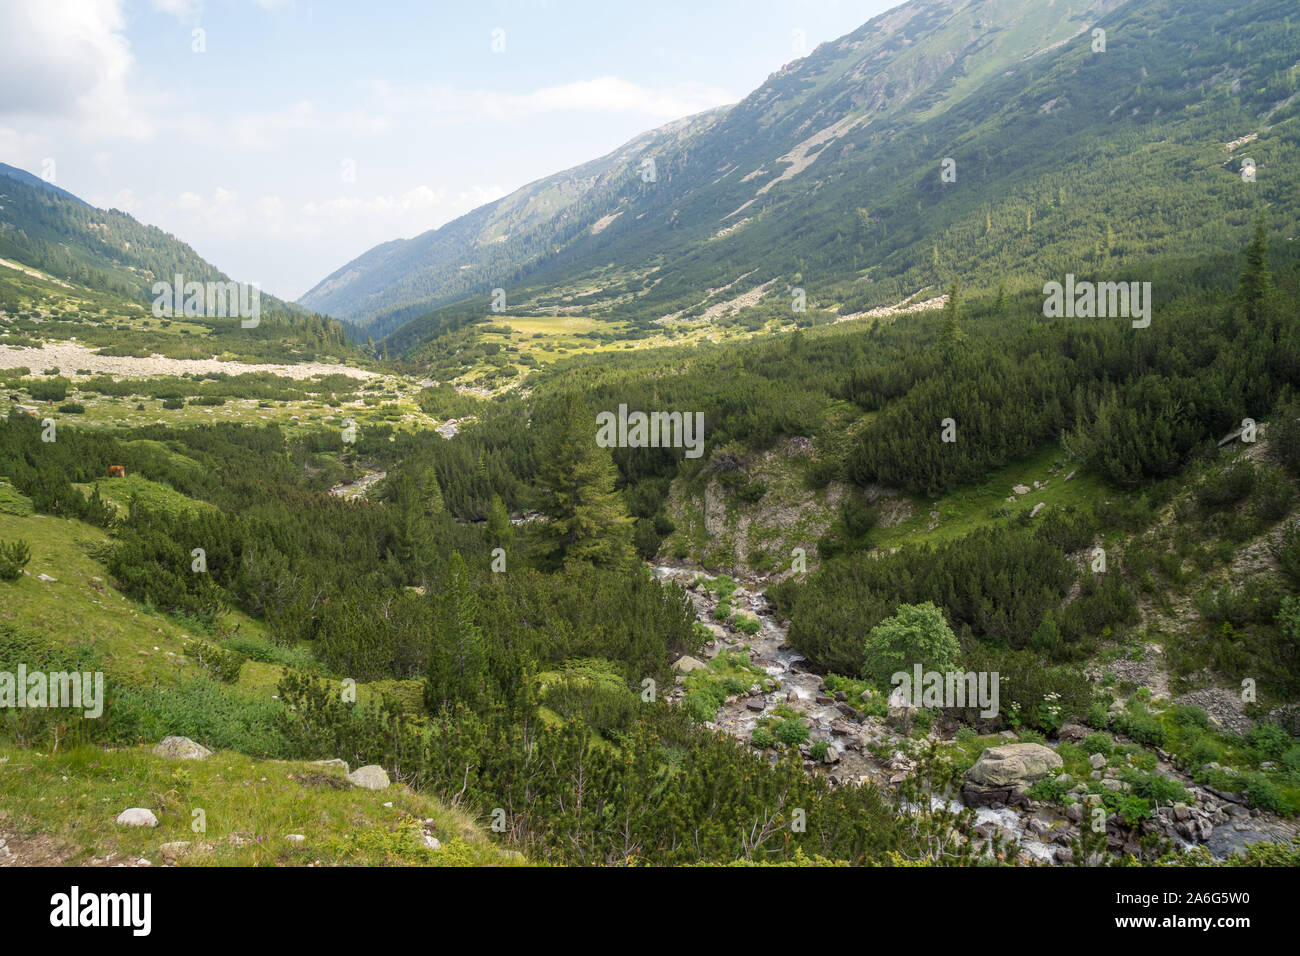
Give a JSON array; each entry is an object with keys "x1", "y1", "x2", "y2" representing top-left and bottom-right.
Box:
[{"x1": 299, "y1": 0, "x2": 1300, "y2": 368}]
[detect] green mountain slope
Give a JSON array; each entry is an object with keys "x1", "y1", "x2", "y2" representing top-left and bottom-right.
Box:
[
  {"x1": 298, "y1": 107, "x2": 730, "y2": 337},
  {"x1": 0, "y1": 162, "x2": 303, "y2": 315},
  {"x1": 302, "y1": 0, "x2": 1300, "y2": 363},
  {"x1": 0, "y1": 168, "x2": 357, "y2": 364}
]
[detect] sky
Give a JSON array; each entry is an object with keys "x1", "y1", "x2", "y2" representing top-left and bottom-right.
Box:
[{"x1": 0, "y1": 0, "x2": 897, "y2": 301}]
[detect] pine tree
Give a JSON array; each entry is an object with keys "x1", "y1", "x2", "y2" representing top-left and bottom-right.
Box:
[
  {"x1": 424, "y1": 551, "x2": 486, "y2": 713},
  {"x1": 537, "y1": 393, "x2": 636, "y2": 571},
  {"x1": 1238, "y1": 212, "x2": 1273, "y2": 325},
  {"x1": 424, "y1": 470, "x2": 444, "y2": 516},
  {"x1": 487, "y1": 493, "x2": 511, "y2": 545},
  {"x1": 940, "y1": 280, "x2": 965, "y2": 352},
  {"x1": 392, "y1": 471, "x2": 437, "y2": 567}
]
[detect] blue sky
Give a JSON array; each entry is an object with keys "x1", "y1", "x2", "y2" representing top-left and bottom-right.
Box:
[{"x1": 0, "y1": 0, "x2": 896, "y2": 299}]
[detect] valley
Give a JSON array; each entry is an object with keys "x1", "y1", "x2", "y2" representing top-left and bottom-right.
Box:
[{"x1": 1, "y1": 0, "x2": 1299, "y2": 886}]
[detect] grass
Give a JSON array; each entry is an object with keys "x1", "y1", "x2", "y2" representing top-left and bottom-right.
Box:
[
  {"x1": 0, "y1": 510, "x2": 425, "y2": 708},
  {"x1": 0, "y1": 744, "x2": 523, "y2": 866},
  {"x1": 75, "y1": 474, "x2": 219, "y2": 520},
  {"x1": 872, "y1": 444, "x2": 1115, "y2": 550},
  {"x1": 0, "y1": 480, "x2": 34, "y2": 517},
  {"x1": 0, "y1": 511, "x2": 215, "y2": 686}
]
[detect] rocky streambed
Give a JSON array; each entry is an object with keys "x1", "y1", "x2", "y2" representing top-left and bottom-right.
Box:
[{"x1": 651, "y1": 565, "x2": 1298, "y2": 864}]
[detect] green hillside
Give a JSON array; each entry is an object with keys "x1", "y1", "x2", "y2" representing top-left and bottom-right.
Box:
[{"x1": 303, "y1": 0, "x2": 1299, "y2": 372}]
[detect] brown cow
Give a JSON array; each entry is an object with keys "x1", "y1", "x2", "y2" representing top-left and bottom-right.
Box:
[{"x1": 107, "y1": 465, "x2": 126, "y2": 478}]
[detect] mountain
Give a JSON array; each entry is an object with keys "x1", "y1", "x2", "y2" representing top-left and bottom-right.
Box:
[
  {"x1": 301, "y1": 0, "x2": 1300, "y2": 359},
  {"x1": 0, "y1": 163, "x2": 352, "y2": 362},
  {"x1": 297, "y1": 107, "x2": 730, "y2": 339},
  {"x1": 0, "y1": 162, "x2": 89, "y2": 207},
  {"x1": 0, "y1": 162, "x2": 299, "y2": 313}
]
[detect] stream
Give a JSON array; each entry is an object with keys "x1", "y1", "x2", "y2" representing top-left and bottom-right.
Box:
[{"x1": 649, "y1": 564, "x2": 1298, "y2": 864}]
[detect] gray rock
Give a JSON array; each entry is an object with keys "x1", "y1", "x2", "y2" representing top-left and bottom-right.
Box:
[
  {"x1": 672, "y1": 655, "x2": 708, "y2": 674},
  {"x1": 116, "y1": 808, "x2": 159, "y2": 827},
  {"x1": 1056, "y1": 722, "x2": 1089, "y2": 742},
  {"x1": 963, "y1": 743, "x2": 1063, "y2": 807},
  {"x1": 1172, "y1": 688, "x2": 1253, "y2": 736},
  {"x1": 152, "y1": 736, "x2": 212, "y2": 760},
  {"x1": 1089, "y1": 753, "x2": 1107, "y2": 770},
  {"x1": 346, "y1": 765, "x2": 391, "y2": 790}
]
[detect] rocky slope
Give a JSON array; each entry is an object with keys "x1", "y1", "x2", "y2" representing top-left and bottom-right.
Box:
[{"x1": 654, "y1": 565, "x2": 1300, "y2": 864}]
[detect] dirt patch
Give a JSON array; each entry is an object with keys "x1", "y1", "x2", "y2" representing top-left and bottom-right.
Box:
[
  {"x1": 292, "y1": 771, "x2": 350, "y2": 790},
  {"x1": 0, "y1": 342, "x2": 377, "y2": 382}
]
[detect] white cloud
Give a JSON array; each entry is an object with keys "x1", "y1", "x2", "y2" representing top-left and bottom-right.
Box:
[
  {"x1": 106, "y1": 187, "x2": 136, "y2": 212},
  {"x1": 0, "y1": 126, "x2": 50, "y2": 171},
  {"x1": 0, "y1": 0, "x2": 149, "y2": 139}
]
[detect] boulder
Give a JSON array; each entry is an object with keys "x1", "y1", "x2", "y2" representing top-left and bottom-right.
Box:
[
  {"x1": 672, "y1": 655, "x2": 708, "y2": 674},
  {"x1": 963, "y1": 743, "x2": 1063, "y2": 807},
  {"x1": 116, "y1": 808, "x2": 159, "y2": 828},
  {"x1": 346, "y1": 765, "x2": 391, "y2": 790},
  {"x1": 152, "y1": 736, "x2": 212, "y2": 760},
  {"x1": 1056, "y1": 722, "x2": 1089, "y2": 742}
]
